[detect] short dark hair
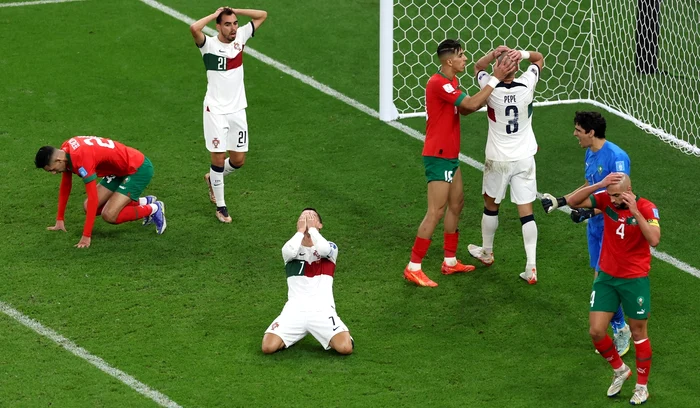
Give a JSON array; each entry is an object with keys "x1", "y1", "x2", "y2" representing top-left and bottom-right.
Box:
[
  {"x1": 302, "y1": 207, "x2": 321, "y2": 224},
  {"x1": 216, "y1": 7, "x2": 236, "y2": 24},
  {"x1": 35, "y1": 146, "x2": 56, "y2": 168},
  {"x1": 437, "y1": 39, "x2": 462, "y2": 57},
  {"x1": 574, "y1": 111, "x2": 606, "y2": 139}
]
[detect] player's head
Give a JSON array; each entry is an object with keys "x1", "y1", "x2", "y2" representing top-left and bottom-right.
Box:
[
  {"x1": 573, "y1": 111, "x2": 607, "y2": 147},
  {"x1": 607, "y1": 173, "x2": 632, "y2": 208},
  {"x1": 35, "y1": 146, "x2": 67, "y2": 174},
  {"x1": 437, "y1": 39, "x2": 467, "y2": 73},
  {"x1": 497, "y1": 52, "x2": 516, "y2": 80},
  {"x1": 301, "y1": 207, "x2": 322, "y2": 228},
  {"x1": 216, "y1": 7, "x2": 238, "y2": 43}
]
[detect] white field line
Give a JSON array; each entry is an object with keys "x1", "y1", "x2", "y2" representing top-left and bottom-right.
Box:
[
  {"x1": 139, "y1": 0, "x2": 700, "y2": 279},
  {"x1": 0, "y1": 301, "x2": 183, "y2": 408},
  {"x1": 0, "y1": 0, "x2": 83, "y2": 7}
]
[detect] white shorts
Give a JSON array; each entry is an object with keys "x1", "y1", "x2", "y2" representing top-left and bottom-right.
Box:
[
  {"x1": 482, "y1": 156, "x2": 537, "y2": 205},
  {"x1": 265, "y1": 305, "x2": 350, "y2": 350},
  {"x1": 203, "y1": 107, "x2": 249, "y2": 153}
]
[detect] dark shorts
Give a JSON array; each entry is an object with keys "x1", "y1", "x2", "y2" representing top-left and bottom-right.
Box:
[
  {"x1": 589, "y1": 271, "x2": 650, "y2": 319},
  {"x1": 99, "y1": 157, "x2": 154, "y2": 201},
  {"x1": 423, "y1": 156, "x2": 459, "y2": 183}
]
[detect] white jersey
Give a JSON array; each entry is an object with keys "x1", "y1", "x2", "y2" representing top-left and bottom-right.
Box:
[
  {"x1": 281, "y1": 229, "x2": 338, "y2": 311},
  {"x1": 198, "y1": 22, "x2": 255, "y2": 114},
  {"x1": 477, "y1": 64, "x2": 540, "y2": 161}
]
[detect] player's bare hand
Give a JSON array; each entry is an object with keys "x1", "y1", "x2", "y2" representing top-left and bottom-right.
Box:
[
  {"x1": 601, "y1": 172, "x2": 624, "y2": 187},
  {"x1": 213, "y1": 7, "x2": 225, "y2": 16},
  {"x1": 493, "y1": 45, "x2": 510, "y2": 58},
  {"x1": 297, "y1": 213, "x2": 307, "y2": 233},
  {"x1": 47, "y1": 220, "x2": 67, "y2": 232},
  {"x1": 306, "y1": 212, "x2": 319, "y2": 229},
  {"x1": 621, "y1": 192, "x2": 638, "y2": 213},
  {"x1": 507, "y1": 49, "x2": 522, "y2": 62},
  {"x1": 74, "y1": 236, "x2": 91, "y2": 248},
  {"x1": 493, "y1": 56, "x2": 517, "y2": 80}
]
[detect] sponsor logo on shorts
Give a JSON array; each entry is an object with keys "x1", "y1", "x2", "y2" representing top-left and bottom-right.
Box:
[
  {"x1": 637, "y1": 309, "x2": 646, "y2": 315},
  {"x1": 332, "y1": 326, "x2": 340, "y2": 331},
  {"x1": 236, "y1": 144, "x2": 245, "y2": 148}
]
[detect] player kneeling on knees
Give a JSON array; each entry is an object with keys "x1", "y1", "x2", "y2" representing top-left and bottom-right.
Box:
[{"x1": 262, "y1": 208, "x2": 353, "y2": 355}]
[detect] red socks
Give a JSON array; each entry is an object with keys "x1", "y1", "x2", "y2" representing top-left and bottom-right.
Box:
[
  {"x1": 115, "y1": 204, "x2": 153, "y2": 224},
  {"x1": 593, "y1": 335, "x2": 623, "y2": 370},
  {"x1": 635, "y1": 338, "x2": 652, "y2": 385},
  {"x1": 410, "y1": 237, "x2": 431, "y2": 263},
  {"x1": 444, "y1": 232, "x2": 458, "y2": 258}
]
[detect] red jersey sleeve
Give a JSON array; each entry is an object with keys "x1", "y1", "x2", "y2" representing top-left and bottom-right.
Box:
[
  {"x1": 56, "y1": 171, "x2": 73, "y2": 221},
  {"x1": 428, "y1": 76, "x2": 466, "y2": 107},
  {"x1": 590, "y1": 190, "x2": 609, "y2": 210},
  {"x1": 638, "y1": 200, "x2": 660, "y2": 228},
  {"x1": 82, "y1": 180, "x2": 99, "y2": 238}
]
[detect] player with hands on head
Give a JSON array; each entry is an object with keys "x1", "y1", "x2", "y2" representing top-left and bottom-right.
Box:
[
  {"x1": 403, "y1": 39, "x2": 517, "y2": 288},
  {"x1": 566, "y1": 172, "x2": 659, "y2": 405},
  {"x1": 190, "y1": 6, "x2": 267, "y2": 223},
  {"x1": 262, "y1": 208, "x2": 354, "y2": 355},
  {"x1": 35, "y1": 136, "x2": 166, "y2": 248},
  {"x1": 466, "y1": 45, "x2": 544, "y2": 284},
  {"x1": 540, "y1": 111, "x2": 632, "y2": 355}
]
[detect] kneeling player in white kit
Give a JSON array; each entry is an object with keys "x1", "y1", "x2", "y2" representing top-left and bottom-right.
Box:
[
  {"x1": 468, "y1": 46, "x2": 544, "y2": 284},
  {"x1": 262, "y1": 208, "x2": 354, "y2": 355}
]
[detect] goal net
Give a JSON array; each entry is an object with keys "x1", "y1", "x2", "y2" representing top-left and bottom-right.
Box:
[{"x1": 379, "y1": 0, "x2": 700, "y2": 156}]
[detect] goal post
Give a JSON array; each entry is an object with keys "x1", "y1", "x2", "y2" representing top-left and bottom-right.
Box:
[{"x1": 379, "y1": 0, "x2": 700, "y2": 156}]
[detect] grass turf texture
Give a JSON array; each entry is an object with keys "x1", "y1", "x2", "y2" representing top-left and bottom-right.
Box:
[{"x1": 0, "y1": 0, "x2": 699, "y2": 406}]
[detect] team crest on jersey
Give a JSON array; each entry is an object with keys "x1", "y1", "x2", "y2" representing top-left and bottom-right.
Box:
[
  {"x1": 442, "y1": 83, "x2": 456, "y2": 93},
  {"x1": 629, "y1": 217, "x2": 638, "y2": 225},
  {"x1": 234, "y1": 42, "x2": 241, "y2": 51},
  {"x1": 212, "y1": 138, "x2": 220, "y2": 148},
  {"x1": 597, "y1": 165, "x2": 603, "y2": 175}
]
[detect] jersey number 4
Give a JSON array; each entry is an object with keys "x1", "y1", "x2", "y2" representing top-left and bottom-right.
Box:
[
  {"x1": 505, "y1": 105, "x2": 519, "y2": 134},
  {"x1": 616, "y1": 223, "x2": 625, "y2": 239}
]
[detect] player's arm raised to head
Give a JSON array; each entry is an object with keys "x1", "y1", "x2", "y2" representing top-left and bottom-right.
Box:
[
  {"x1": 632, "y1": 202, "x2": 661, "y2": 247},
  {"x1": 189, "y1": 7, "x2": 224, "y2": 47},
  {"x1": 282, "y1": 232, "x2": 304, "y2": 263},
  {"x1": 473, "y1": 46, "x2": 510, "y2": 76},
  {"x1": 459, "y1": 56, "x2": 517, "y2": 115},
  {"x1": 568, "y1": 173, "x2": 624, "y2": 208},
  {"x1": 232, "y1": 8, "x2": 268, "y2": 31},
  {"x1": 308, "y1": 228, "x2": 332, "y2": 258},
  {"x1": 525, "y1": 50, "x2": 544, "y2": 70}
]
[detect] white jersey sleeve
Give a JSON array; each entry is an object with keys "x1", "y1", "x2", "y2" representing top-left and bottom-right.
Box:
[
  {"x1": 236, "y1": 21, "x2": 255, "y2": 45},
  {"x1": 282, "y1": 232, "x2": 304, "y2": 263},
  {"x1": 517, "y1": 64, "x2": 540, "y2": 89},
  {"x1": 308, "y1": 228, "x2": 331, "y2": 258},
  {"x1": 476, "y1": 70, "x2": 492, "y2": 90},
  {"x1": 198, "y1": 35, "x2": 214, "y2": 54}
]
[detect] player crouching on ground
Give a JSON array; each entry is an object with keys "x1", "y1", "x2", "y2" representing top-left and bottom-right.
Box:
[
  {"x1": 36, "y1": 136, "x2": 166, "y2": 248},
  {"x1": 262, "y1": 208, "x2": 353, "y2": 355}
]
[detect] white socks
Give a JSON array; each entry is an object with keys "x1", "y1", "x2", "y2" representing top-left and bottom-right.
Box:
[
  {"x1": 522, "y1": 220, "x2": 538, "y2": 266},
  {"x1": 210, "y1": 167, "x2": 225, "y2": 207},
  {"x1": 223, "y1": 159, "x2": 238, "y2": 177},
  {"x1": 482, "y1": 213, "x2": 498, "y2": 254}
]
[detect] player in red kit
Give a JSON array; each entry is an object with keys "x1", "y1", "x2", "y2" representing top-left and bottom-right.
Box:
[
  {"x1": 35, "y1": 136, "x2": 166, "y2": 248},
  {"x1": 567, "y1": 172, "x2": 659, "y2": 405},
  {"x1": 403, "y1": 39, "x2": 516, "y2": 287}
]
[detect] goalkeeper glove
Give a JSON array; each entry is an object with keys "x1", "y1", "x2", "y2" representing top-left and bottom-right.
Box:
[
  {"x1": 541, "y1": 193, "x2": 567, "y2": 214},
  {"x1": 570, "y1": 208, "x2": 595, "y2": 223}
]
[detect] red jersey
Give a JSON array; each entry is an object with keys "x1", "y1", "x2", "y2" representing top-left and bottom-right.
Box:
[
  {"x1": 56, "y1": 136, "x2": 145, "y2": 238},
  {"x1": 61, "y1": 136, "x2": 145, "y2": 183},
  {"x1": 423, "y1": 72, "x2": 466, "y2": 159},
  {"x1": 591, "y1": 191, "x2": 660, "y2": 278}
]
